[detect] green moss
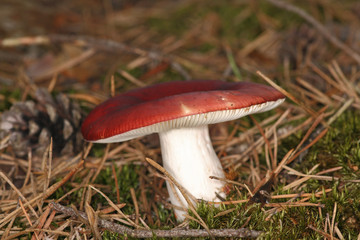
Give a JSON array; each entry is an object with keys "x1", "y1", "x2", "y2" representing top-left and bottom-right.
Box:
[
  {"x1": 102, "y1": 231, "x2": 122, "y2": 239},
  {"x1": 147, "y1": 4, "x2": 199, "y2": 37},
  {"x1": 146, "y1": 0, "x2": 309, "y2": 44},
  {"x1": 92, "y1": 164, "x2": 140, "y2": 214},
  {"x1": 183, "y1": 110, "x2": 360, "y2": 239},
  {"x1": 0, "y1": 88, "x2": 21, "y2": 111}
]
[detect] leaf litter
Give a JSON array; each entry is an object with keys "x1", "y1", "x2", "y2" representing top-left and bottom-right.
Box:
[{"x1": 0, "y1": 0, "x2": 360, "y2": 239}]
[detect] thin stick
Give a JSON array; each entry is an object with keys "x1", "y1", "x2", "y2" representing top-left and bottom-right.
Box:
[{"x1": 51, "y1": 202, "x2": 261, "y2": 238}]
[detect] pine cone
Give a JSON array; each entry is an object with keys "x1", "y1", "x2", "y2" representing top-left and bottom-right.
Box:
[{"x1": 0, "y1": 88, "x2": 84, "y2": 162}]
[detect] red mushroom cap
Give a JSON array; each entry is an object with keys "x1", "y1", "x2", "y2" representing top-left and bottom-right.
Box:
[{"x1": 81, "y1": 80, "x2": 285, "y2": 143}]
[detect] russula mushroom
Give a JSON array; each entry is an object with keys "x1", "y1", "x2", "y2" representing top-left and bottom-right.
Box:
[{"x1": 81, "y1": 80, "x2": 285, "y2": 220}]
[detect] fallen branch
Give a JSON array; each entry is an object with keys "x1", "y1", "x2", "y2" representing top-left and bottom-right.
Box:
[{"x1": 50, "y1": 202, "x2": 262, "y2": 238}]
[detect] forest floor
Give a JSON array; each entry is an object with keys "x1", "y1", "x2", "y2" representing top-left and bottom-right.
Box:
[{"x1": 0, "y1": 0, "x2": 359, "y2": 239}]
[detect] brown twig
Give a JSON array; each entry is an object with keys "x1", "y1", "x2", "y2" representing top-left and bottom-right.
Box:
[{"x1": 50, "y1": 202, "x2": 262, "y2": 238}]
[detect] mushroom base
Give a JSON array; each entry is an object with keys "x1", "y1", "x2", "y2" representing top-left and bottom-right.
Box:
[{"x1": 159, "y1": 125, "x2": 225, "y2": 221}]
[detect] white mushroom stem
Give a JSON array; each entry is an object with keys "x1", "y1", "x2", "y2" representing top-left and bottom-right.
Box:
[{"x1": 159, "y1": 125, "x2": 225, "y2": 221}]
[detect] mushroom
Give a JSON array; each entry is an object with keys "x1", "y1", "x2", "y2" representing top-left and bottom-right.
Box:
[{"x1": 81, "y1": 80, "x2": 285, "y2": 221}]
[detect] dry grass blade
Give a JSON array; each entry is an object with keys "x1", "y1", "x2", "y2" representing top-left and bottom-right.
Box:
[
  {"x1": 0, "y1": 1, "x2": 359, "y2": 238},
  {"x1": 0, "y1": 195, "x2": 42, "y2": 229},
  {"x1": 144, "y1": 157, "x2": 213, "y2": 239},
  {"x1": 308, "y1": 62, "x2": 343, "y2": 90},
  {"x1": 248, "y1": 110, "x2": 329, "y2": 204},
  {"x1": 209, "y1": 176, "x2": 253, "y2": 196},
  {"x1": 228, "y1": 108, "x2": 290, "y2": 170},
  {"x1": 68, "y1": 93, "x2": 104, "y2": 105},
  {"x1": 18, "y1": 198, "x2": 34, "y2": 227},
  {"x1": 213, "y1": 208, "x2": 237, "y2": 218},
  {"x1": 284, "y1": 166, "x2": 341, "y2": 181},
  {"x1": 0, "y1": 159, "x2": 83, "y2": 229},
  {"x1": 130, "y1": 187, "x2": 140, "y2": 225},
  {"x1": 85, "y1": 202, "x2": 102, "y2": 239},
  {"x1": 265, "y1": 202, "x2": 323, "y2": 208},
  {"x1": 34, "y1": 49, "x2": 96, "y2": 81},
  {"x1": 327, "y1": 98, "x2": 354, "y2": 125},
  {"x1": 329, "y1": 61, "x2": 360, "y2": 103},
  {"x1": 110, "y1": 75, "x2": 116, "y2": 97},
  {"x1": 118, "y1": 69, "x2": 147, "y2": 87},
  {"x1": 296, "y1": 77, "x2": 333, "y2": 106},
  {"x1": 169, "y1": 187, "x2": 334, "y2": 206},
  {"x1": 308, "y1": 225, "x2": 340, "y2": 240},
  {"x1": 335, "y1": 225, "x2": 345, "y2": 240},
  {"x1": 22, "y1": 151, "x2": 32, "y2": 190},
  {"x1": 31, "y1": 207, "x2": 53, "y2": 240},
  {"x1": 89, "y1": 185, "x2": 140, "y2": 228},
  {"x1": 286, "y1": 114, "x2": 327, "y2": 165},
  {"x1": 43, "y1": 139, "x2": 53, "y2": 200},
  {"x1": 91, "y1": 143, "x2": 111, "y2": 182},
  {"x1": 257, "y1": 70, "x2": 317, "y2": 117},
  {"x1": 43, "y1": 159, "x2": 84, "y2": 199},
  {"x1": 0, "y1": 171, "x2": 38, "y2": 218},
  {"x1": 1, "y1": 208, "x2": 17, "y2": 240},
  {"x1": 1, "y1": 36, "x2": 50, "y2": 46},
  {"x1": 112, "y1": 163, "x2": 121, "y2": 204},
  {"x1": 250, "y1": 115, "x2": 274, "y2": 168}
]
